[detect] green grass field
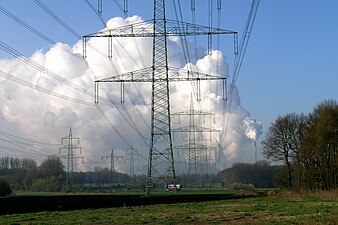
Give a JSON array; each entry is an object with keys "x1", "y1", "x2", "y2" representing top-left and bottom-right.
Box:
[
  {"x1": 1, "y1": 190, "x2": 337, "y2": 224},
  {"x1": 13, "y1": 189, "x2": 243, "y2": 196}
]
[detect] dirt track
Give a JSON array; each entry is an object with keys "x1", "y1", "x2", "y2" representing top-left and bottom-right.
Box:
[{"x1": 0, "y1": 193, "x2": 260, "y2": 215}]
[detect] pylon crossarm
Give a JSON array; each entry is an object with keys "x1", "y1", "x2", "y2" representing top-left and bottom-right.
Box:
[
  {"x1": 83, "y1": 19, "x2": 236, "y2": 38},
  {"x1": 172, "y1": 125, "x2": 220, "y2": 133},
  {"x1": 172, "y1": 109, "x2": 214, "y2": 116},
  {"x1": 95, "y1": 66, "x2": 226, "y2": 83},
  {"x1": 61, "y1": 137, "x2": 80, "y2": 145},
  {"x1": 165, "y1": 19, "x2": 237, "y2": 36},
  {"x1": 94, "y1": 68, "x2": 227, "y2": 105},
  {"x1": 168, "y1": 67, "x2": 226, "y2": 81},
  {"x1": 96, "y1": 67, "x2": 153, "y2": 83},
  {"x1": 174, "y1": 143, "x2": 217, "y2": 151},
  {"x1": 84, "y1": 20, "x2": 155, "y2": 38}
]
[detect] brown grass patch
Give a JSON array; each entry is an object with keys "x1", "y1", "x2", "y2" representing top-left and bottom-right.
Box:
[
  {"x1": 274, "y1": 189, "x2": 338, "y2": 200},
  {"x1": 299, "y1": 189, "x2": 338, "y2": 200}
]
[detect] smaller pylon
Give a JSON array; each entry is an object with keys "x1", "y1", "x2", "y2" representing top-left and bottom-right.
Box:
[
  {"x1": 172, "y1": 94, "x2": 218, "y2": 177},
  {"x1": 124, "y1": 145, "x2": 139, "y2": 177},
  {"x1": 59, "y1": 127, "x2": 82, "y2": 192},
  {"x1": 102, "y1": 148, "x2": 123, "y2": 189}
]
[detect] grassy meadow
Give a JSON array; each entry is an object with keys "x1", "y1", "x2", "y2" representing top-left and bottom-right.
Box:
[{"x1": 1, "y1": 190, "x2": 337, "y2": 224}]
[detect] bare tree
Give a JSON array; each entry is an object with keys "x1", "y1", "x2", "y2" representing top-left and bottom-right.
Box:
[
  {"x1": 262, "y1": 113, "x2": 306, "y2": 188},
  {"x1": 39, "y1": 156, "x2": 65, "y2": 178}
]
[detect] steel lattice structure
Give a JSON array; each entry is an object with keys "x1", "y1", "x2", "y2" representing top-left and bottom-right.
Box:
[
  {"x1": 84, "y1": 0, "x2": 237, "y2": 195},
  {"x1": 102, "y1": 148, "x2": 123, "y2": 189},
  {"x1": 173, "y1": 96, "x2": 218, "y2": 176},
  {"x1": 59, "y1": 127, "x2": 82, "y2": 192}
]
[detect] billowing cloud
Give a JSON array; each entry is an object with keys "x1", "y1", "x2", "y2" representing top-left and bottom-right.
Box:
[
  {"x1": 0, "y1": 16, "x2": 262, "y2": 173},
  {"x1": 216, "y1": 87, "x2": 263, "y2": 166}
]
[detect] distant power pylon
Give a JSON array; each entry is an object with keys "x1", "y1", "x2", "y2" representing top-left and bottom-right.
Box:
[
  {"x1": 124, "y1": 145, "x2": 139, "y2": 177},
  {"x1": 173, "y1": 95, "x2": 218, "y2": 177},
  {"x1": 84, "y1": 0, "x2": 237, "y2": 195},
  {"x1": 101, "y1": 148, "x2": 123, "y2": 189},
  {"x1": 59, "y1": 127, "x2": 82, "y2": 192}
]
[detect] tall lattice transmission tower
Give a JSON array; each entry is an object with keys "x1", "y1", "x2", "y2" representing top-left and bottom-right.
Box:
[
  {"x1": 59, "y1": 127, "x2": 82, "y2": 192},
  {"x1": 83, "y1": 0, "x2": 237, "y2": 195},
  {"x1": 173, "y1": 95, "x2": 218, "y2": 177}
]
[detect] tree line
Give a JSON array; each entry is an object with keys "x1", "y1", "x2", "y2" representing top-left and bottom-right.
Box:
[
  {"x1": 0, "y1": 155, "x2": 146, "y2": 192},
  {"x1": 216, "y1": 161, "x2": 287, "y2": 189},
  {"x1": 1, "y1": 155, "x2": 285, "y2": 193},
  {"x1": 0, "y1": 156, "x2": 296, "y2": 194},
  {"x1": 262, "y1": 99, "x2": 337, "y2": 190},
  {"x1": 0, "y1": 156, "x2": 37, "y2": 170}
]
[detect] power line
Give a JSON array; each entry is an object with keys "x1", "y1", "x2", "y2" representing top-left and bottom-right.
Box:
[
  {"x1": 32, "y1": 0, "x2": 82, "y2": 39},
  {"x1": 81, "y1": 0, "x2": 152, "y2": 133},
  {"x1": 0, "y1": 144, "x2": 48, "y2": 159},
  {"x1": 0, "y1": 5, "x2": 56, "y2": 45},
  {"x1": 112, "y1": 0, "x2": 128, "y2": 17},
  {"x1": 219, "y1": 0, "x2": 260, "y2": 170},
  {"x1": 1, "y1": 2, "x2": 114, "y2": 169},
  {"x1": 0, "y1": 41, "x2": 120, "y2": 105},
  {"x1": 1, "y1": 2, "x2": 151, "y2": 137},
  {"x1": 0, "y1": 138, "x2": 56, "y2": 157},
  {"x1": 0, "y1": 69, "x2": 96, "y2": 106},
  {"x1": 0, "y1": 13, "x2": 149, "y2": 162},
  {"x1": 3, "y1": 0, "x2": 152, "y2": 136},
  {"x1": 228, "y1": 0, "x2": 260, "y2": 98},
  {"x1": 96, "y1": 105, "x2": 132, "y2": 147},
  {"x1": 82, "y1": 0, "x2": 107, "y2": 27},
  {"x1": 0, "y1": 130, "x2": 60, "y2": 146}
]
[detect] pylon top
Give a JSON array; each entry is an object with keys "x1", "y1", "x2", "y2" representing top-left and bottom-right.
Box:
[{"x1": 84, "y1": 19, "x2": 236, "y2": 38}]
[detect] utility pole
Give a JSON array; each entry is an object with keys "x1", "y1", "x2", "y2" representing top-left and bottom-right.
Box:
[
  {"x1": 59, "y1": 127, "x2": 82, "y2": 192},
  {"x1": 102, "y1": 148, "x2": 123, "y2": 189},
  {"x1": 84, "y1": 0, "x2": 237, "y2": 195}
]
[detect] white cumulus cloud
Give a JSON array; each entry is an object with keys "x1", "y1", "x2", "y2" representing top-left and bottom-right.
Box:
[{"x1": 0, "y1": 16, "x2": 262, "y2": 173}]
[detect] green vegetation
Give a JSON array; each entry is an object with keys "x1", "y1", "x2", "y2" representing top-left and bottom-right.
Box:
[
  {"x1": 262, "y1": 99, "x2": 338, "y2": 190},
  {"x1": 12, "y1": 189, "x2": 241, "y2": 197},
  {"x1": 0, "y1": 190, "x2": 337, "y2": 224},
  {"x1": 0, "y1": 179, "x2": 12, "y2": 197}
]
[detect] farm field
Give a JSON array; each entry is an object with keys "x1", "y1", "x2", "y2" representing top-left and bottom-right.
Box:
[
  {"x1": 0, "y1": 191, "x2": 337, "y2": 224},
  {"x1": 13, "y1": 189, "x2": 243, "y2": 196}
]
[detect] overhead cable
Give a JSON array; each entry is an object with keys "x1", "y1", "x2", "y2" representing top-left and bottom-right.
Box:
[
  {"x1": 229, "y1": 0, "x2": 260, "y2": 98},
  {"x1": 32, "y1": 0, "x2": 82, "y2": 39},
  {"x1": 0, "y1": 130, "x2": 60, "y2": 146},
  {"x1": 0, "y1": 5, "x2": 56, "y2": 45},
  {"x1": 0, "y1": 41, "x2": 119, "y2": 105},
  {"x1": 0, "y1": 69, "x2": 96, "y2": 106}
]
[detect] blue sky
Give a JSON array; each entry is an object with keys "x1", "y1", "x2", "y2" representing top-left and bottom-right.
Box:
[
  {"x1": 0, "y1": 0, "x2": 337, "y2": 169},
  {"x1": 241, "y1": 1, "x2": 338, "y2": 126},
  {"x1": 1, "y1": 0, "x2": 336, "y2": 122}
]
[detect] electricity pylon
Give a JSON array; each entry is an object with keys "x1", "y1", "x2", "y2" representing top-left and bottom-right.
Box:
[
  {"x1": 84, "y1": 0, "x2": 237, "y2": 195},
  {"x1": 124, "y1": 145, "x2": 139, "y2": 177},
  {"x1": 59, "y1": 127, "x2": 82, "y2": 192},
  {"x1": 101, "y1": 148, "x2": 123, "y2": 189},
  {"x1": 172, "y1": 95, "x2": 218, "y2": 176}
]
